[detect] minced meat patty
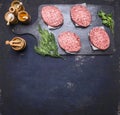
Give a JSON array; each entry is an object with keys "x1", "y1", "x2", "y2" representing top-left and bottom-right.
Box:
[
  {"x1": 58, "y1": 31, "x2": 81, "y2": 53},
  {"x1": 89, "y1": 27, "x2": 110, "y2": 50},
  {"x1": 70, "y1": 4, "x2": 92, "y2": 27},
  {"x1": 41, "y1": 5, "x2": 64, "y2": 27}
]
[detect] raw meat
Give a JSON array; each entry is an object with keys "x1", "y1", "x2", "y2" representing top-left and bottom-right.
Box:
[
  {"x1": 58, "y1": 31, "x2": 81, "y2": 53},
  {"x1": 41, "y1": 5, "x2": 63, "y2": 27},
  {"x1": 70, "y1": 4, "x2": 92, "y2": 27},
  {"x1": 89, "y1": 27, "x2": 110, "y2": 50}
]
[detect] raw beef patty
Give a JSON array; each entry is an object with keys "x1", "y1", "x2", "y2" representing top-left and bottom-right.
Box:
[
  {"x1": 89, "y1": 27, "x2": 110, "y2": 50},
  {"x1": 70, "y1": 4, "x2": 92, "y2": 27},
  {"x1": 41, "y1": 5, "x2": 63, "y2": 27},
  {"x1": 58, "y1": 31, "x2": 81, "y2": 53}
]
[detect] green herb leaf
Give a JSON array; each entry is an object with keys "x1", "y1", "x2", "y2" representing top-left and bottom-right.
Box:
[
  {"x1": 98, "y1": 10, "x2": 114, "y2": 34},
  {"x1": 34, "y1": 25, "x2": 61, "y2": 58}
]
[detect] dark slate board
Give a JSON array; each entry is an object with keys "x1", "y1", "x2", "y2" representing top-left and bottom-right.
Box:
[{"x1": 12, "y1": 4, "x2": 115, "y2": 55}]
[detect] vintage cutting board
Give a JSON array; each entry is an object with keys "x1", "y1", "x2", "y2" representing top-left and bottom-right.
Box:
[{"x1": 12, "y1": 4, "x2": 115, "y2": 55}]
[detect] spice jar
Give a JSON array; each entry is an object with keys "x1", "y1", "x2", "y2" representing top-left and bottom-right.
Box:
[
  {"x1": 17, "y1": 10, "x2": 31, "y2": 24},
  {"x1": 4, "y1": 11, "x2": 18, "y2": 25},
  {"x1": 5, "y1": 37, "x2": 26, "y2": 51},
  {"x1": 11, "y1": 0, "x2": 25, "y2": 15},
  {"x1": 9, "y1": 6, "x2": 16, "y2": 14}
]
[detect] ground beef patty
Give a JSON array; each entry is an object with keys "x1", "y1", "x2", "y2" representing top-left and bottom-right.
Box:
[
  {"x1": 58, "y1": 31, "x2": 81, "y2": 53},
  {"x1": 41, "y1": 5, "x2": 63, "y2": 27},
  {"x1": 70, "y1": 4, "x2": 92, "y2": 27},
  {"x1": 89, "y1": 27, "x2": 110, "y2": 50}
]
